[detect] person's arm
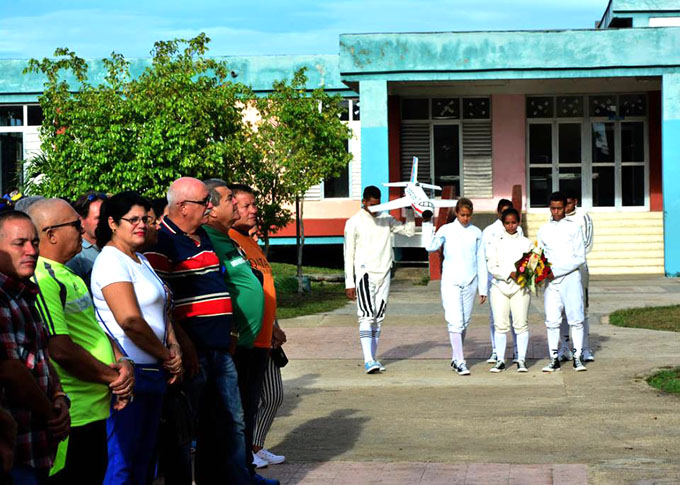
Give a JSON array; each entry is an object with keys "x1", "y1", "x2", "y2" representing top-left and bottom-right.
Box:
[
  {"x1": 46, "y1": 360, "x2": 70, "y2": 442},
  {"x1": 102, "y1": 282, "x2": 171, "y2": 361},
  {"x1": 0, "y1": 359, "x2": 52, "y2": 422},
  {"x1": 390, "y1": 209, "x2": 416, "y2": 237},
  {"x1": 0, "y1": 406, "x2": 16, "y2": 473},
  {"x1": 271, "y1": 319, "x2": 287, "y2": 349},
  {"x1": 583, "y1": 213, "x2": 594, "y2": 254},
  {"x1": 48, "y1": 336, "x2": 120, "y2": 385},
  {"x1": 173, "y1": 322, "x2": 199, "y2": 378},
  {"x1": 343, "y1": 218, "x2": 357, "y2": 299},
  {"x1": 550, "y1": 226, "x2": 587, "y2": 278},
  {"x1": 423, "y1": 222, "x2": 445, "y2": 253},
  {"x1": 476, "y1": 233, "x2": 489, "y2": 300},
  {"x1": 163, "y1": 319, "x2": 183, "y2": 384}
]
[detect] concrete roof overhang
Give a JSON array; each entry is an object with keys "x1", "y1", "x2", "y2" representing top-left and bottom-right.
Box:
[{"x1": 339, "y1": 27, "x2": 680, "y2": 91}]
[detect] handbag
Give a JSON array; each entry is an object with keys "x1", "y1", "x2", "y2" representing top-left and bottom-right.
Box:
[{"x1": 270, "y1": 346, "x2": 288, "y2": 368}]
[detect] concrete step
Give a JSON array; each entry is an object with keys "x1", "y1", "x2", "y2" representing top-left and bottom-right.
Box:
[
  {"x1": 590, "y1": 265, "x2": 665, "y2": 275},
  {"x1": 588, "y1": 258, "x2": 664, "y2": 268}
]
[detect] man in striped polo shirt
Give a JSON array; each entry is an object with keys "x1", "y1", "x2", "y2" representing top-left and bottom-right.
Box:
[{"x1": 145, "y1": 177, "x2": 253, "y2": 485}]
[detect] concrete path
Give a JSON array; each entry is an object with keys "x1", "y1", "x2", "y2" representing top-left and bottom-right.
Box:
[{"x1": 259, "y1": 275, "x2": 680, "y2": 484}]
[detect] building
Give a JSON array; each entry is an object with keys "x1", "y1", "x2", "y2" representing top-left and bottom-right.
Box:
[{"x1": 1, "y1": 0, "x2": 679, "y2": 276}]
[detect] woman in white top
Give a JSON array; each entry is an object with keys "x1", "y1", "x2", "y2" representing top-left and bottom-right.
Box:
[
  {"x1": 423, "y1": 198, "x2": 488, "y2": 376},
  {"x1": 91, "y1": 191, "x2": 182, "y2": 485},
  {"x1": 486, "y1": 208, "x2": 533, "y2": 373}
]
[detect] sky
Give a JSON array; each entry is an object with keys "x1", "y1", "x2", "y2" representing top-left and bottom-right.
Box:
[{"x1": 0, "y1": 0, "x2": 609, "y2": 60}]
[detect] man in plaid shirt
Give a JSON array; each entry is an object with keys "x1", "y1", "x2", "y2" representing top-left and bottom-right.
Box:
[{"x1": 0, "y1": 211, "x2": 70, "y2": 484}]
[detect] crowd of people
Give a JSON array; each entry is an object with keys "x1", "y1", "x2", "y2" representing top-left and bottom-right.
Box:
[
  {"x1": 0, "y1": 177, "x2": 288, "y2": 484},
  {"x1": 344, "y1": 186, "x2": 594, "y2": 375}
]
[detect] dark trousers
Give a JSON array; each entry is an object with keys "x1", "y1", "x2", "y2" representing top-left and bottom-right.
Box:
[
  {"x1": 233, "y1": 347, "x2": 268, "y2": 475},
  {"x1": 49, "y1": 419, "x2": 107, "y2": 485}
]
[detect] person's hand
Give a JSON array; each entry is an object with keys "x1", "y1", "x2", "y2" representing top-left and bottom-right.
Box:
[
  {"x1": 163, "y1": 344, "x2": 183, "y2": 374},
  {"x1": 112, "y1": 395, "x2": 131, "y2": 412},
  {"x1": 48, "y1": 396, "x2": 70, "y2": 442},
  {"x1": 479, "y1": 295, "x2": 487, "y2": 305},
  {"x1": 345, "y1": 288, "x2": 356, "y2": 300},
  {"x1": 271, "y1": 326, "x2": 287, "y2": 349},
  {"x1": 109, "y1": 361, "x2": 135, "y2": 398}
]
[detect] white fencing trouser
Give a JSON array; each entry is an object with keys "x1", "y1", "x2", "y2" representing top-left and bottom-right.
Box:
[
  {"x1": 559, "y1": 264, "x2": 590, "y2": 352},
  {"x1": 442, "y1": 278, "x2": 478, "y2": 334},
  {"x1": 545, "y1": 271, "x2": 584, "y2": 359},
  {"x1": 488, "y1": 274, "x2": 518, "y2": 357},
  {"x1": 490, "y1": 285, "x2": 530, "y2": 362},
  {"x1": 356, "y1": 271, "x2": 391, "y2": 363}
]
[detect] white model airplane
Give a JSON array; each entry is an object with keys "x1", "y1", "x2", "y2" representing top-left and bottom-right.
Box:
[{"x1": 368, "y1": 157, "x2": 458, "y2": 219}]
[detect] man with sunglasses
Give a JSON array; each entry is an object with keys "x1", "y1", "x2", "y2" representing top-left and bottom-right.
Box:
[
  {"x1": 28, "y1": 199, "x2": 134, "y2": 483},
  {"x1": 66, "y1": 191, "x2": 108, "y2": 290},
  {"x1": 145, "y1": 177, "x2": 261, "y2": 485}
]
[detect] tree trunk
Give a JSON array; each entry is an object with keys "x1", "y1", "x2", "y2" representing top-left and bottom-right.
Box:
[{"x1": 295, "y1": 195, "x2": 305, "y2": 294}]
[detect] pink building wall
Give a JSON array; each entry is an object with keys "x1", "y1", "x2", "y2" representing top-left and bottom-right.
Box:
[{"x1": 491, "y1": 94, "x2": 526, "y2": 210}]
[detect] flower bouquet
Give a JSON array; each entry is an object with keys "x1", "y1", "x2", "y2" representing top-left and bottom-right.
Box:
[{"x1": 513, "y1": 244, "x2": 553, "y2": 295}]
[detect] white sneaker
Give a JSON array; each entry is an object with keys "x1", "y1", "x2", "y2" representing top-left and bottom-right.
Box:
[
  {"x1": 252, "y1": 452, "x2": 268, "y2": 469},
  {"x1": 486, "y1": 352, "x2": 498, "y2": 364},
  {"x1": 256, "y1": 448, "x2": 286, "y2": 465}
]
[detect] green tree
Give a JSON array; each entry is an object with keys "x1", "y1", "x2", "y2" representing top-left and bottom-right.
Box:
[
  {"x1": 250, "y1": 69, "x2": 352, "y2": 291},
  {"x1": 24, "y1": 34, "x2": 252, "y2": 199}
]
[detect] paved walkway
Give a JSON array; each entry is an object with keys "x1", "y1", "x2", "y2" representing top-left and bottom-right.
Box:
[{"x1": 258, "y1": 275, "x2": 680, "y2": 484}]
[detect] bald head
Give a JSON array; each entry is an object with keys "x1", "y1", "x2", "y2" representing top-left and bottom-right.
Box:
[
  {"x1": 166, "y1": 177, "x2": 213, "y2": 235},
  {"x1": 28, "y1": 198, "x2": 83, "y2": 263}
]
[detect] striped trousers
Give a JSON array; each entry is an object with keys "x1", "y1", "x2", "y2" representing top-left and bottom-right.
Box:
[
  {"x1": 253, "y1": 353, "x2": 284, "y2": 448},
  {"x1": 356, "y1": 271, "x2": 390, "y2": 333}
]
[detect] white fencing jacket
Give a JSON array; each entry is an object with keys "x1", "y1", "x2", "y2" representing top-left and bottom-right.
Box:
[
  {"x1": 487, "y1": 231, "x2": 533, "y2": 294},
  {"x1": 565, "y1": 208, "x2": 594, "y2": 255},
  {"x1": 482, "y1": 219, "x2": 524, "y2": 255},
  {"x1": 344, "y1": 209, "x2": 415, "y2": 289},
  {"x1": 423, "y1": 219, "x2": 488, "y2": 295},
  {"x1": 537, "y1": 218, "x2": 586, "y2": 283}
]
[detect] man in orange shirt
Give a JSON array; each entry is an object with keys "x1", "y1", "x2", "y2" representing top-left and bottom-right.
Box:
[{"x1": 228, "y1": 184, "x2": 287, "y2": 468}]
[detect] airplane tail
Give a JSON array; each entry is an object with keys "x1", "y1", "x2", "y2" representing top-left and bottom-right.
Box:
[{"x1": 410, "y1": 157, "x2": 418, "y2": 183}]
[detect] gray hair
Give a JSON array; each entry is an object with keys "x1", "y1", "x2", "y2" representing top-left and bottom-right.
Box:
[
  {"x1": 14, "y1": 196, "x2": 45, "y2": 214},
  {"x1": 203, "y1": 178, "x2": 229, "y2": 207}
]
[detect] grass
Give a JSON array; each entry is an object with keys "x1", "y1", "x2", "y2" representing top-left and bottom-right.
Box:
[
  {"x1": 609, "y1": 305, "x2": 680, "y2": 395},
  {"x1": 271, "y1": 262, "x2": 347, "y2": 319},
  {"x1": 609, "y1": 305, "x2": 680, "y2": 332},
  {"x1": 647, "y1": 367, "x2": 680, "y2": 395}
]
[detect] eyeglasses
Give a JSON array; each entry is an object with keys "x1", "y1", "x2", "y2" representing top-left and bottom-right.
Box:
[
  {"x1": 182, "y1": 195, "x2": 211, "y2": 207},
  {"x1": 42, "y1": 219, "x2": 82, "y2": 232},
  {"x1": 120, "y1": 216, "x2": 155, "y2": 226},
  {"x1": 86, "y1": 193, "x2": 107, "y2": 202}
]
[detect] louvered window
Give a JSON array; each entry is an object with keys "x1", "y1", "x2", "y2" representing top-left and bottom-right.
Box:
[{"x1": 400, "y1": 97, "x2": 492, "y2": 198}]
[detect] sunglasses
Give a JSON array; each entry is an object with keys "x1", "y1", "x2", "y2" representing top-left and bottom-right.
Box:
[
  {"x1": 42, "y1": 219, "x2": 82, "y2": 232},
  {"x1": 86, "y1": 192, "x2": 107, "y2": 202},
  {"x1": 120, "y1": 216, "x2": 156, "y2": 226},
  {"x1": 182, "y1": 195, "x2": 211, "y2": 207}
]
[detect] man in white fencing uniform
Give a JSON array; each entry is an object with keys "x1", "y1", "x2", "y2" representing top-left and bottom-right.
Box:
[
  {"x1": 482, "y1": 199, "x2": 523, "y2": 364},
  {"x1": 344, "y1": 186, "x2": 416, "y2": 374},
  {"x1": 538, "y1": 192, "x2": 587, "y2": 372},
  {"x1": 563, "y1": 193, "x2": 595, "y2": 362}
]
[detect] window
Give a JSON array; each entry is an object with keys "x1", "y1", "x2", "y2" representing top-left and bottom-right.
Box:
[
  {"x1": 0, "y1": 106, "x2": 23, "y2": 127},
  {"x1": 400, "y1": 97, "x2": 491, "y2": 198},
  {"x1": 323, "y1": 139, "x2": 350, "y2": 198},
  {"x1": 27, "y1": 106, "x2": 43, "y2": 126},
  {"x1": 527, "y1": 94, "x2": 648, "y2": 209},
  {"x1": 0, "y1": 133, "x2": 23, "y2": 193}
]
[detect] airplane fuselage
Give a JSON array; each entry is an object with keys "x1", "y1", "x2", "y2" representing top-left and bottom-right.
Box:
[{"x1": 406, "y1": 184, "x2": 435, "y2": 219}]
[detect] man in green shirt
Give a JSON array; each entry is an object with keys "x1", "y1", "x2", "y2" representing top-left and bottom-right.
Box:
[
  {"x1": 203, "y1": 179, "x2": 270, "y2": 479},
  {"x1": 28, "y1": 199, "x2": 134, "y2": 484}
]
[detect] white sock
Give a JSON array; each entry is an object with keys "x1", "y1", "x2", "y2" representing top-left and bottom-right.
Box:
[
  {"x1": 547, "y1": 327, "x2": 561, "y2": 359},
  {"x1": 359, "y1": 323, "x2": 376, "y2": 363},
  {"x1": 449, "y1": 332, "x2": 464, "y2": 363},
  {"x1": 571, "y1": 325, "x2": 584, "y2": 358},
  {"x1": 516, "y1": 331, "x2": 529, "y2": 362},
  {"x1": 495, "y1": 332, "x2": 507, "y2": 362}
]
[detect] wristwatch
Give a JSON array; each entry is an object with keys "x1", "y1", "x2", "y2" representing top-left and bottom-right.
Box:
[
  {"x1": 52, "y1": 391, "x2": 71, "y2": 408},
  {"x1": 118, "y1": 356, "x2": 135, "y2": 366}
]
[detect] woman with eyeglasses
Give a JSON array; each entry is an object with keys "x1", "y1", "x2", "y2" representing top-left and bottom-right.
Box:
[{"x1": 90, "y1": 191, "x2": 182, "y2": 485}]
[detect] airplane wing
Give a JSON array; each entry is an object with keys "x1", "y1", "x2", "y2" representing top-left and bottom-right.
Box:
[
  {"x1": 368, "y1": 196, "x2": 411, "y2": 213},
  {"x1": 431, "y1": 199, "x2": 459, "y2": 208},
  {"x1": 383, "y1": 182, "x2": 409, "y2": 188},
  {"x1": 418, "y1": 183, "x2": 442, "y2": 191}
]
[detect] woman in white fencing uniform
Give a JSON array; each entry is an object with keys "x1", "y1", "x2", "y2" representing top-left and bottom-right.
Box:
[
  {"x1": 486, "y1": 208, "x2": 533, "y2": 373},
  {"x1": 423, "y1": 198, "x2": 487, "y2": 376}
]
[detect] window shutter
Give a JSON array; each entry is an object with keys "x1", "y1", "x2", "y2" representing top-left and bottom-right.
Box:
[
  {"x1": 304, "y1": 184, "x2": 322, "y2": 201},
  {"x1": 462, "y1": 121, "x2": 492, "y2": 198},
  {"x1": 400, "y1": 124, "x2": 431, "y2": 182}
]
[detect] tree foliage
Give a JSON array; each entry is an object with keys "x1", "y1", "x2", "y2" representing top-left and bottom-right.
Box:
[
  {"x1": 24, "y1": 35, "x2": 352, "y2": 256},
  {"x1": 24, "y1": 34, "x2": 252, "y2": 199}
]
